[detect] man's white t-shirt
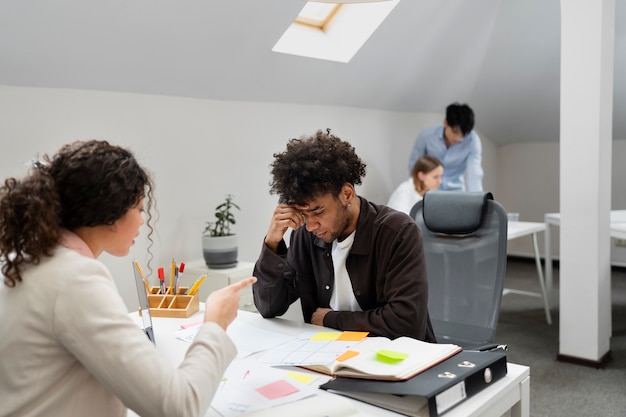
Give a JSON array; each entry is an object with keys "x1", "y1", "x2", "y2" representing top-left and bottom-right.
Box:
[{"x1": 329, "y1": 230, "x2": 362, "y2": 312}]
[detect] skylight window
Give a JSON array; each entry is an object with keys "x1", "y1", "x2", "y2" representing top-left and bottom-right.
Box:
[{"x1": 273, "y1": 0, "x2": 400, "y2": 63}]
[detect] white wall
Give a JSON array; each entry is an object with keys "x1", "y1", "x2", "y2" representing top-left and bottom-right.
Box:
[
  {"x1": 0, "y1": 85, "x2": 499, "y2": 311},
  {"x1": 6, "y1": 85, "x2": 621, "y2": 310}
]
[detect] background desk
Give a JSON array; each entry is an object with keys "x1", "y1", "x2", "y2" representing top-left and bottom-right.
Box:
[
  {"x1": 544, "y1": 210, "x2": 626, "y2": 297},
  {"x1": 129, "y1": 307, "x2": 530, "y2": 417},
  {"x1": 183, "y1": 260, "x2": 256, "y2": 313},
  {"x1": 612, "y1": 223, "x2": 626, "y2": 240},
  {"x1": 506, "y1": 221, "x2": 552, "y2": 324}
]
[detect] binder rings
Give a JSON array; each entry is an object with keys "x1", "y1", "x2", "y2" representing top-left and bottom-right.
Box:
[{"x1": 319, "y1": 350, "x2": 507, "y2": 417}]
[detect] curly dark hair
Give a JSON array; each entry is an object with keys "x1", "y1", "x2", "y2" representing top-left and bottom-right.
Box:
[
  {"x1": 269, "y1": 129, "x2": 366, "y2": 205},
  {"x1": 0, "y1": 140, "x2": 156, "y2": 287}
]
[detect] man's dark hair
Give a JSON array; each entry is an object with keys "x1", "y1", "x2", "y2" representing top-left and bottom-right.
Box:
[
  {"x1": 445, "y1": 103, "x2": 475, "y2": 136},
  {"x1": 269, "y1": 129, "x2": 366, "y2": 205}
]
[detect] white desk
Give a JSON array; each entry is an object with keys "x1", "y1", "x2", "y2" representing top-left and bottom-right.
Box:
[
  {"x1": 544, "y1": 210, "x2": 626, "y2": 297},
  {"x1": 506, "y1": 221, "x2": 552, "y2": 324},
  {"x1": 611, "y1": 223, "x2": 626, "y2": 240},
  {"x1": 129, "y1": 308, "x2": 530, "y2": 417}
]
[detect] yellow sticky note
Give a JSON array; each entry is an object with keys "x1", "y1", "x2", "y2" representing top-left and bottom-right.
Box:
[
  {"x1": 376, "y1": 349, "x2": 409, "y2": 364},
  {"x1": 310, "y1": 332, "x2": 341, "y2": 341},
  {"x1": 287, "y1": 372, "x2": 316, "y2": 384}
]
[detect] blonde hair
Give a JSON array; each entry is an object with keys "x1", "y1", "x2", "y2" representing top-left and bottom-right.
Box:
[{"x1": 411, "y1": 155, "x2": 443, "y2": 194}]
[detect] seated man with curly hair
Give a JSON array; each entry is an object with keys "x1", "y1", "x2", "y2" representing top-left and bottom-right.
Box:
[{"x1": 252, "y1": 129, "x2": 436, "y2": 341}]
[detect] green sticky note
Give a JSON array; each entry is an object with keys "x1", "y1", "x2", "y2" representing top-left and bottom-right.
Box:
[{"x1": 376, "y1": 349, "x2": 409, "y2": 363}]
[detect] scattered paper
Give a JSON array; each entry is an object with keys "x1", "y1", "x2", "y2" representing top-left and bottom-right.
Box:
[
  {"x1": 175, "y1": 319, "x2": 294, "y2": 357},
  {"x1": 211, "y1": 357, "x2": 321, "y2": 417}
]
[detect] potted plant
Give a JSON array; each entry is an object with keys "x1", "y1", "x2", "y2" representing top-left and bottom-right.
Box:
[{"x1": 202, "y1": 194, "x2": 240, "y2": 269}]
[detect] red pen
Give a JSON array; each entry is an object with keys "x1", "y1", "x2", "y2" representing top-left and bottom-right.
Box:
[{"x1": 158, "y1": 267, "x2": 167, "y2": 294}]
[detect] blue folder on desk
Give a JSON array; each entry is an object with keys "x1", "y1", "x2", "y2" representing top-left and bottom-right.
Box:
[{"x1": 320, "y1": 350, "x2": 507, "y2": 417}]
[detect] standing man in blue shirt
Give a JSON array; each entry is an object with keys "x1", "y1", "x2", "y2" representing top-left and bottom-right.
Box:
[{"x1": 407, "y1": 103, "x2": 483, "y2": 191}]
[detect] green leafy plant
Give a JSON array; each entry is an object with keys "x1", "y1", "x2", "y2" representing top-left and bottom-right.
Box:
[{"x1": 204, "y1": 194, "x2": 240, "y2": 237}]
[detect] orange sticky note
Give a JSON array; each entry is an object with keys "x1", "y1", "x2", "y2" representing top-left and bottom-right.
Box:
[
  {"x1": 336, "y1": 350, "x2": 360, "y2": 362},
  {"x1": 336, "y1": 331, "x2": 369, "y2": 341}
]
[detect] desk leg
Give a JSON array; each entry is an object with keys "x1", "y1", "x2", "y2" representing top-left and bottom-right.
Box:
[
  {"x1": 510, "y1": 375, "x2": 530, "y2": 417},
  {"x1": 532, "y1": 232, "x2": 552, "y2": 325},
  {"x1": 544, "y1": 219, "x2": 553, "y2": 301}
]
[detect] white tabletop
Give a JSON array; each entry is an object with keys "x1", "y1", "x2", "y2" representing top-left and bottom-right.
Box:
[
  {"x1": 545, "y1": 209, "x2": 626, "y2": 225},
  {"x1": 507, "y1": 221, "x2": 545, "y2": 240},
  {"x1": 544, "y1": 209, "x2": 626, "y2": 280},
  {"x1": 611, "y1": 223, "x2": 626, "y2": 240}
]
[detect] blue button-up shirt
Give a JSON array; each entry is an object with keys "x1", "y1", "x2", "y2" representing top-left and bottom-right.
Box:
[{"x1": 407, "y1": 125, "x2": 483, "y2": 192}]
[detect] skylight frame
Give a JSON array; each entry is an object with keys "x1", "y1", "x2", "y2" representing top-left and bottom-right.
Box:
[
  {"x1": 273, "y1": 0, "x2": 401, "y2": 64},
  {"x1": 294, "y1": 3, "x2": 342, "y2": 32}
]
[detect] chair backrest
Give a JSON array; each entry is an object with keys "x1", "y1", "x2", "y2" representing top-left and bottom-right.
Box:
[{"x1": 410, "y1": 191, "x2": 508, "y2": 349}]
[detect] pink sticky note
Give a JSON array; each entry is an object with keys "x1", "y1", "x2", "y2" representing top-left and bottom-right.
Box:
[
  {"x1": 180, "y1": 321, "x2": 203, "y2": 329},
  {"x1": 255, "y1": 379, "x2": 300, "y2": 400}
]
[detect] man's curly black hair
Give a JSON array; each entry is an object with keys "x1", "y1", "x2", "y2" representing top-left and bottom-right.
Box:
[{"x1": 269, "y1": 129, "x2": 367, "y2": 205}]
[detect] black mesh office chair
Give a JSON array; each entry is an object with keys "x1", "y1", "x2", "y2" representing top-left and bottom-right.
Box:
[{"x1": 410, "y1": 191, "x2": 508, "y2": 350}]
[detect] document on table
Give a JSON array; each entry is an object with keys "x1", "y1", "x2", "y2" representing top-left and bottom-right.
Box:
[
  {"x1": 175, "y1": 319, "x2": 294, "y2": 357},
  {"x1": 259, "y1": 330, "x2": 367, "y2": 366},
  {"x1": 210, "y1": 357, "x2": 323, "y2": 417}
]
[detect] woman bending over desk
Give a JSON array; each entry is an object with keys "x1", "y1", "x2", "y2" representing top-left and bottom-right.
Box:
[
  {"x1": 0, "y1": 140, "x2": 255, "y2": 417},
  {"x1": 387, "y1": 155, "x2": 443, "y2": 215}
]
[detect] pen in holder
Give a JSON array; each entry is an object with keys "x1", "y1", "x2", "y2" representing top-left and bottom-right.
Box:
[{"x1": 144, "y1": 286, "x2": 200, "y2": 318}]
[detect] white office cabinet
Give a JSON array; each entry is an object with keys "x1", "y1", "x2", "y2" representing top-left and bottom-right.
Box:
[{"x1": 183, "y1": 259, "x2": 257, "y2": 313}]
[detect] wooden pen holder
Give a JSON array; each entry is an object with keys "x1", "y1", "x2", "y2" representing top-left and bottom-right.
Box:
[{"x1": 144, "y1": 286, "x2": 199, "y2": 318}]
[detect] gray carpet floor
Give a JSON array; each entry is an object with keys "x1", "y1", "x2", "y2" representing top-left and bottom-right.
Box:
[{"x1": 497, "y1": 258, "x2": 626, "y2": 417}]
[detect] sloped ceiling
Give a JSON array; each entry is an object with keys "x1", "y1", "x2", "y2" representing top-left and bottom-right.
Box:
[{"x1": 1, "y1": 0, "x2": 624, "y2": 145}]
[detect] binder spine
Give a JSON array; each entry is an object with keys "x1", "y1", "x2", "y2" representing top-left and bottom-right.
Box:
[
  {"x1": 431, "y1": 355, "x2": 508, "y2": 416},
  {"x1": 431, "y1": 380, "x2": 467, "y2": 416}
]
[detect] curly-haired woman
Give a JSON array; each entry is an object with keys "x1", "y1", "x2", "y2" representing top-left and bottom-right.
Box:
[{"x1": 0, "y1": 140, "x2": 255, "y2": 417}]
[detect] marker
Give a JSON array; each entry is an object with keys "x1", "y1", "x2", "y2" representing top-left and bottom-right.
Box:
[
  {"x1": 175, "y1": 262, "x2": 185, "y2": 294},
  {"x1": 158, "y1": 267, "x2": 167, "y2": 295}
]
